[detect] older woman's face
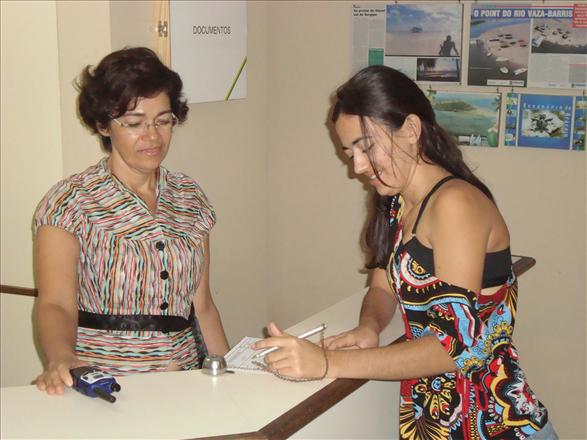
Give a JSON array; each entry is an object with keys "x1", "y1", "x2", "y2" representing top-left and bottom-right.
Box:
[{"x1": 98, "y1": 91, "x2": 173, "y2": 177}]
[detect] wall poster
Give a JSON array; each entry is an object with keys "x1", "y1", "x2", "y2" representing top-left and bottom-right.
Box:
[
  {"x1": 504, "y1": 93, "x2": 585, "y2": 150},
  {"x1": 427, "y1": 91, "x2": 501, "y2": 147},
  {"x1": 468, "y1": 4, "x2": 587, "y2": 88},
  {"x1": 352, "y1": 3, "x2": 464, "y2": 84}
]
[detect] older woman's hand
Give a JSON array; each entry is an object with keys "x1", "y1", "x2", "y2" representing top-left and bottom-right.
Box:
[{"x1": 35, "y1": 354, "x2": 88, "y2": 395}]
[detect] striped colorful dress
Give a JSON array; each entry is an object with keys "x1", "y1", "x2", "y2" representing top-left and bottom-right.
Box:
[
  {"x1": 387, "y1": 198, "x2": 548, "y2": 439},
  {"x1": 34, "y1": 158, "x2": 215, "y2": 375}
]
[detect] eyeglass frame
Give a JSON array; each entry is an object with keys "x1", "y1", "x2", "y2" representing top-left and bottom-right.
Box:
[{"x1": 110, "y1": 112, "x2": 179, "y2": 135}]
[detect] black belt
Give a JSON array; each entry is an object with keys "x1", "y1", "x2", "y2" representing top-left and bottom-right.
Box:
[{"x1": 78, "y1": 310, "x2": 192, "y2": 333}]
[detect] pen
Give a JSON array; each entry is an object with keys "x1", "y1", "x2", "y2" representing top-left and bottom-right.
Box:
[{"x1": 253, "y1": 323, "x2": 327, "y2": 358}]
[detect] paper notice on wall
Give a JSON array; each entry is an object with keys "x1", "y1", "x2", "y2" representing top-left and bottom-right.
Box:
[
  {"x1": 169, "y1": 1, "x2": 247, "y2": 103},
  {"x1": 352, "y1": 5, "x2": 386, "y2": 73}
]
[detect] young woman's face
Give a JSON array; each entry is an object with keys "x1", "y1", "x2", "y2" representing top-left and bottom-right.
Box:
[
  {"x1": 98, "y1": 91, "x2": 174, "y2": 176},
  {"x1": 334, "y1": 113, "x2": 418, "y2": 196}
]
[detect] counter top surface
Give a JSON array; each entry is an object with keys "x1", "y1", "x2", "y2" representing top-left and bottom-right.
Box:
[{"x1": 1, "y1": 289, "x2": 404, "y2": 439}]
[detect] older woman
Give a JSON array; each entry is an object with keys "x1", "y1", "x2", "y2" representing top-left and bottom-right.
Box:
[{"x1": 34, "y1": 47, "x2": 229, "y2": 394}]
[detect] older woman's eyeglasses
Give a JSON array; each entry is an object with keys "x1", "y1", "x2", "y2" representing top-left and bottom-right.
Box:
[{"x1": 111, "y1": 113, "x2": 178, "y2": 136}]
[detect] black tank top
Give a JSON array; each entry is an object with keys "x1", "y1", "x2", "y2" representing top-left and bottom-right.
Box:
[{"x1": 405, "y1": 176, "x2": 512, "y2": 289}]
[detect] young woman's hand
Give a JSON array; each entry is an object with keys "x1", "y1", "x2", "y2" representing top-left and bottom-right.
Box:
[
  {"x1": 252, "y1": 322, "x2": 329, "y2": 379},
  {"x1": 324, "y1": 324, "x2": 379, "y2": 350},
  {"x1": 35, "y1": 355, "x2": 88, "y2": 395}
]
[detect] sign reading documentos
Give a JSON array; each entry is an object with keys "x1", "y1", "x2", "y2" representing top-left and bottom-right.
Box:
[
  {"x1": 170, "y1": 1, "x2": 247, "y2": 103},
  {"x1": 192, "y1": 25, "x2": 232, "y2": 35}
]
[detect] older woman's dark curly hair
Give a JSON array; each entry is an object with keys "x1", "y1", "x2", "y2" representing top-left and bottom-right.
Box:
[{"x1": 76, "y1": 47, "x2": 189, "y2": 151}]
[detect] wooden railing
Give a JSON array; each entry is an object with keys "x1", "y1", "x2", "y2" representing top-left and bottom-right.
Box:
[{"x1": 0, "y1": 256, "x2": 536, "y2": 299}]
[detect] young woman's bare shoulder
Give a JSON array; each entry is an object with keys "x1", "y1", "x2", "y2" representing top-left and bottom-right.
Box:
[{"x1": 428, "y1": 179, "x2": 494, "y2": 231}]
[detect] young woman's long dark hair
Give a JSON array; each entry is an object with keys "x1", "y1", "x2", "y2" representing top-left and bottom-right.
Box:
[{"x1": 331, "y1": 65, "x2": 493, "y2": 269}]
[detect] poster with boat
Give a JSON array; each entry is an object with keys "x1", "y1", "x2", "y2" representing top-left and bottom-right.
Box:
[
  {"x1": 427, "y1": 91, "x2": 500, "y2": 147},
  {"x1": 528, "y1": 6, "x2": 587, "y2": 88},
  {"x1": 504, "y1": 93, "x2": 585, "y2": 150},
  {"x1": 469, "y1": 4, "x2": 587, "y2": 88},
  {"x1": 384, "y1": 3, "x2": 463, "y2": 84},
  {"x1": 468, "y1": 5, "x2": 531, "y2": 87}
]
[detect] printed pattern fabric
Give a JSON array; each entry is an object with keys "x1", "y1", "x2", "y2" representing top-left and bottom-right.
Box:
[
  {"x1": 388, "y1": 225, "x2": 548, "y2": 439},
  {"x1": 34, "y1": 158, "x2": 215, "y2": 375}
]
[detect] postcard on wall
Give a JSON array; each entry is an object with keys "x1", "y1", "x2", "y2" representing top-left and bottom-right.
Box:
[
  {"x1": 352, "y1": 3, "x2": 463, "y2": 84},
  {"x1": 427, "y1": 91, "x2": 500, "y2": 147},
  {"x1": 504, "y1": 93, "x2": 585, "y2": 150},
  {"x1": 468, "y1": 4, "x2": 587, "y2": 88}
]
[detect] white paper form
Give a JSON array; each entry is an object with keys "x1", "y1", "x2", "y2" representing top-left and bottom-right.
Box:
[{"x1": 225, "y1": 337, "x2": 269, "y2": 373}]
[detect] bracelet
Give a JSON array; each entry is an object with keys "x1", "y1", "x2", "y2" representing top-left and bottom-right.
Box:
[{"x1": 317, "y1": 339, "x2": 329, "y2": 380}]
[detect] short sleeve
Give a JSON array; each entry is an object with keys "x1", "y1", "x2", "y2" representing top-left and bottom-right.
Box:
[
  {"x1": 33, "y1": 179, "x2": 83, "y2": 238},
  {"x1": 165, "y1": 170, "x2": 217, "y2": 239},
  {"x1": 192, "y1": 182, "x2": 216, "y2": 235},
  {"x1": 420, "y1": 284, "x2": 514, "y2": 380}
]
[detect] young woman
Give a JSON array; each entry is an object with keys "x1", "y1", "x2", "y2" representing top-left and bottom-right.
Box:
[
  {"x1": 34, "y1": 47, "x2": 229, "y2": 395},
  {"x1": 254, "y1": 66, "x2": 556, "y2": 439}
]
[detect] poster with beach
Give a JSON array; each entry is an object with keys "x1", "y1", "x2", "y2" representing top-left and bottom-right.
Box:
[
  {"x1": 504, "y1": 93, "x2": 584, "y2": 150},
  {"x1": 384, "y1": 3, "x2": 463, "y2": 84},
  {"x1": 469, "y1": 4, "x2": 587, "y2": 88},
  {"x1": 427, "y1": 91, "x2": 500, "y2": 147}
]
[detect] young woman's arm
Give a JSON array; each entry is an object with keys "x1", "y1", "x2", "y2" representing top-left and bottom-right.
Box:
[
  {"x1": 254, "y1": 183, "x2": 501, "y2": 380},
  {"x1": 258, "y1": 325, "x2": 455, "y2": 380},
  {"x1": 193, "y1": 237, "x2": 229, "y2": 355},
  {"x1": 430, "y1": 182, "x2": 500, "y2": 293},
  {"x1": 35, "y1": 226, "x2": 86, "y2": 394}
]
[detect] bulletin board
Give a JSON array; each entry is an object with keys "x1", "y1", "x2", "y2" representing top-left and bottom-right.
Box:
[{"x1": 352, "y1": 1, "x2": 586, "y2": 151}]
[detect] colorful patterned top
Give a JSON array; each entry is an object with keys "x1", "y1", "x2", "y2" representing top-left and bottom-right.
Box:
[
  {"x1": 34, "y1": 158, "x2": 215, "y2": 375},
  {"x1": 387, "y1": 192, "x2": 548, "y2": 439}
]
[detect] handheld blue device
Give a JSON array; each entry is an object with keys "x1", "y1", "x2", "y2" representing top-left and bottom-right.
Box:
[{"x1": 70, "y1": 366, "x2": 121, "y2": 403}]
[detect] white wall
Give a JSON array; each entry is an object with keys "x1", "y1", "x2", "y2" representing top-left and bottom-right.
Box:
[
  {"x1": 0, "y1": 0, "x2": 63, "y2": 288},
  {"x1": 266, "y1": 1, "x2": 368, "y2": 325},
  {"x1": 0, "y1": 0, "x2": 63, "y2": 386},
  {"x1": 56, "y1": 0, "x2": 112, "y2": 176}
]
